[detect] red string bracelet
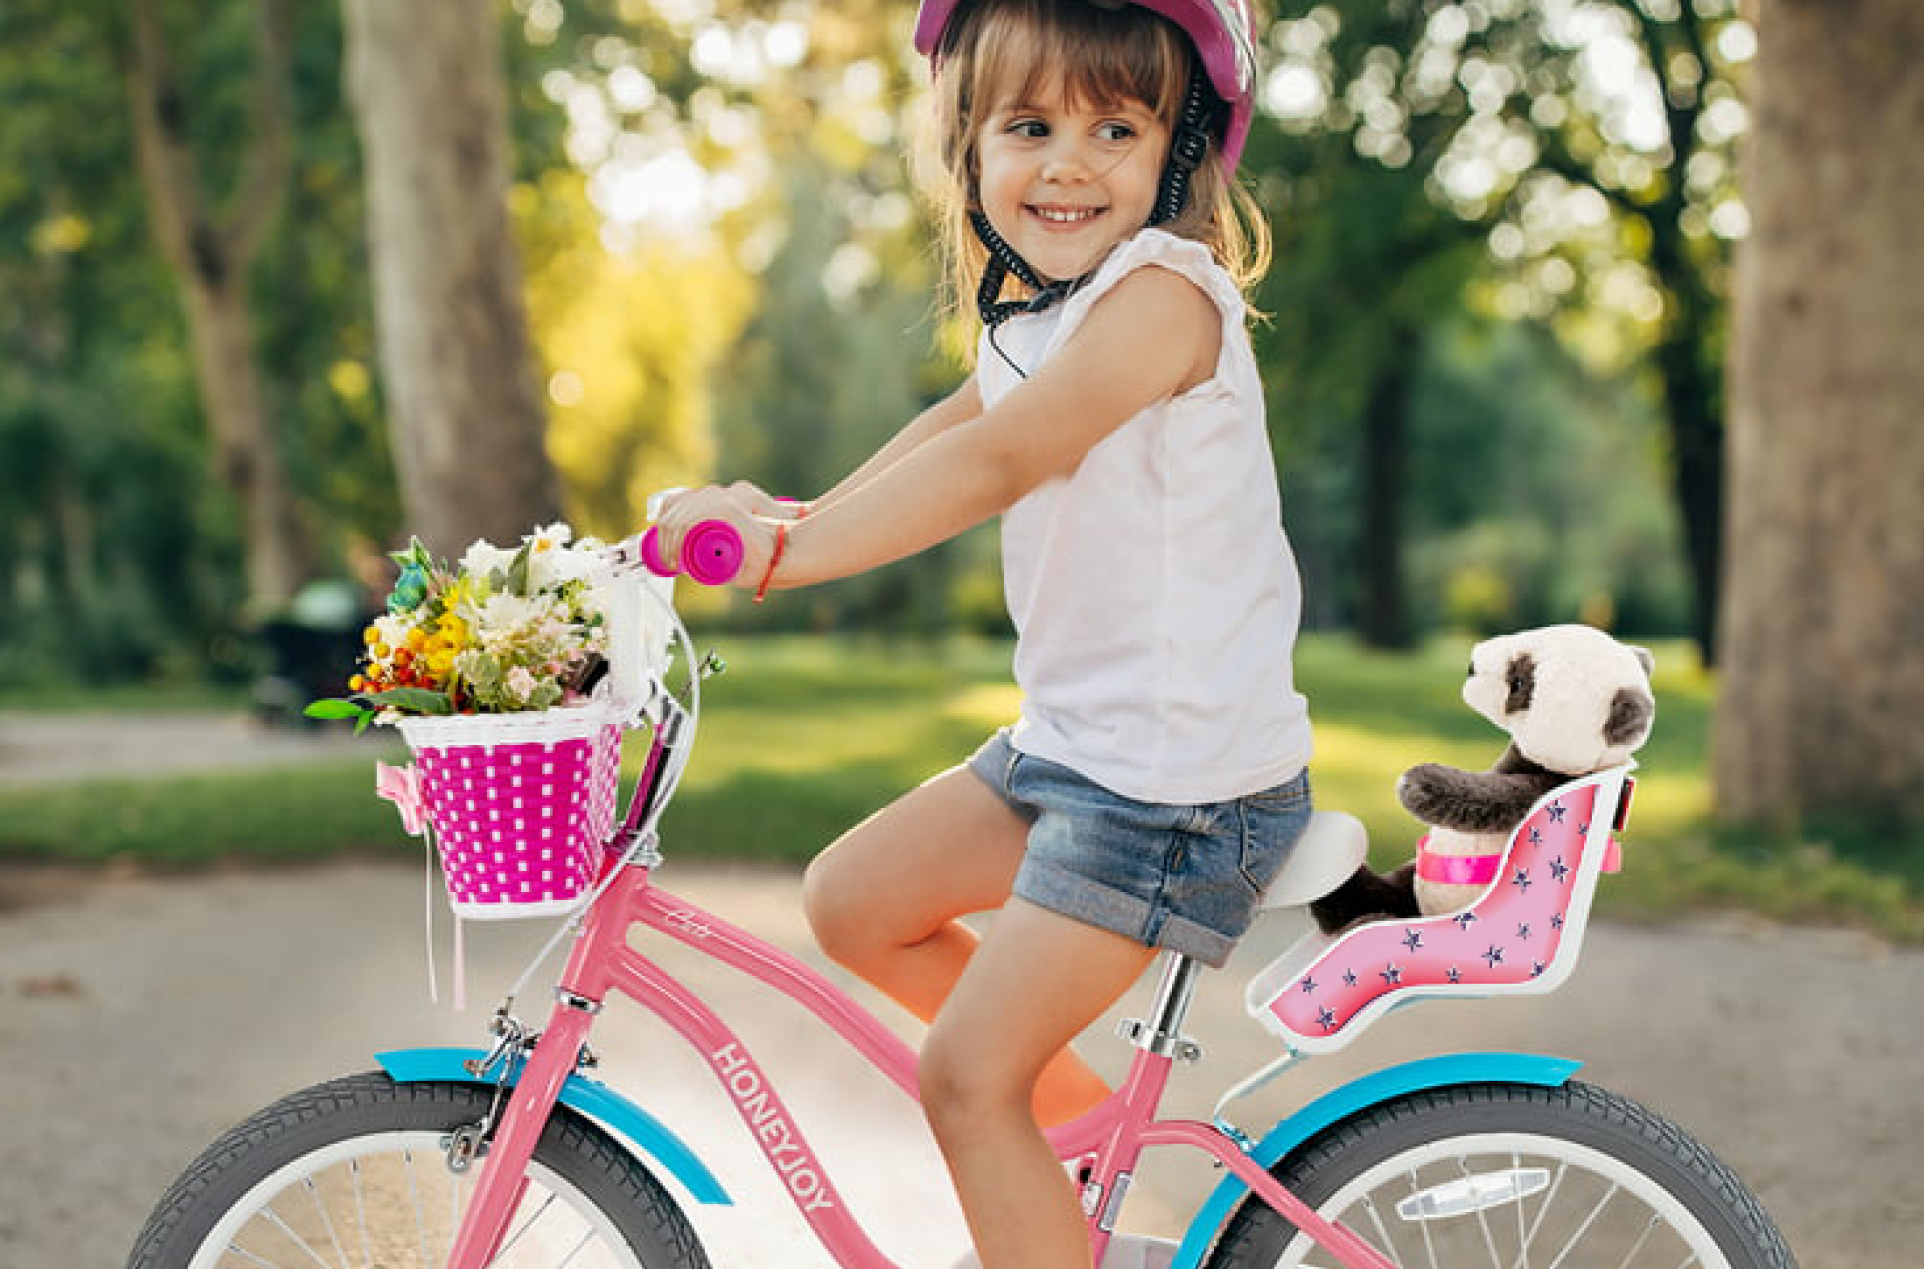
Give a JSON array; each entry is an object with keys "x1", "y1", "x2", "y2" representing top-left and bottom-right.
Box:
[{"x1": 754, "y1": 521, "x2": 788, "y2": 604}]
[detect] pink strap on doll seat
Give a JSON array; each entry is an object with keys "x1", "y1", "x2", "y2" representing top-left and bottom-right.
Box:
[{"x1": 1250, "y1": 769, "x2": 1633, "y2": 1054}]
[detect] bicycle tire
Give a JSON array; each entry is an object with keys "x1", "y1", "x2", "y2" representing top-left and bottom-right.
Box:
[
  {"x1": 125, "y1": 1070, "x2": 710, "y2": 1269},
  {"x1": 1204, "y1": 1080, "x2": 1796, "y2": 1269}
]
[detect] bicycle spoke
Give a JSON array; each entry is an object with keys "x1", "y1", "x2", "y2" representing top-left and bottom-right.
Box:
[
  {"x1": 350, "y1": 1159, "x2": 372, "y2": 1269},
  {"x1": 1511, "y1": 1151, "x2": 1530, "y2": 1269},
  {"x1": 299, "y1": 1176, "x2": 351, "y2": 1269},
  {"x1": 1410, "y1": 1165, "x2": 1440, "y2": 1269},
  {"x1": 224, "y1": 1242, "x2": 288, "y2": 1269},
  {"x1": 1361, "y1": 1194, "x2": 1403, "y2": 1267},
  {"x1": 1544, "y1": 1181, "x2": 1618, "y2": 1269},
  {"x1": 401, "y1": 1148, "x2": 431, "y2": 1268},
  {"x1": 490, "y1": 1192, "x2": 560, "y2": 1265},
  {"x1": 552, "y1": 1228, "x2": 598, "y2": 1269},
  {"x1": 1513, "y1": 1161, "x2": 1570, "y2": 1269},
  {"x1": 1611, "y1": 1215, "x2": 1660, "y2": 1269},
  {"x1": 256, "y1": 1205, "x2": 340, "y2": 1269}
]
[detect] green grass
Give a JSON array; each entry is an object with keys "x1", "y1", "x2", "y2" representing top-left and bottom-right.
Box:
[{"x1": 1, "y1": 634, "x2": 1917, "y2": 942}]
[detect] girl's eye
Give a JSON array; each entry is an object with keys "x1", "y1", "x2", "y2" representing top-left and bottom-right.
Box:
[
  {"x1": 1008, "y1": 117, "x2": 1049, "y2": 138},
  {"x1": 1096, "y1": 122, "x2": 1138, "y2": 143}
]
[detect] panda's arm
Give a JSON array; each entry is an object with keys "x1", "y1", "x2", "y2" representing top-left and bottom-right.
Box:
[{"x1": 1397, "y1": 759, "x2": 1564, "y2": 833}]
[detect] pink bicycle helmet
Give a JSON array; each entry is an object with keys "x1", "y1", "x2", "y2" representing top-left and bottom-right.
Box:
[{"x1": 913, "y1": 0, "x2": 1259, "y2": 170}]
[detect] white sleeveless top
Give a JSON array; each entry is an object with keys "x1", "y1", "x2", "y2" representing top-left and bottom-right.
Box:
[{"x1": 979, "y1": 229, "x2": 1312, "y2": 804}]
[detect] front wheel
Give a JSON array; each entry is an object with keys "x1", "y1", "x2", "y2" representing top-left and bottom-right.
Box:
[
  {"x1": 127, "y1": 1071, "x2": 710, "y2": 1269},
  {"x1": 1206, "y1": 1080, "x2": 1795, "y2": 1269}
]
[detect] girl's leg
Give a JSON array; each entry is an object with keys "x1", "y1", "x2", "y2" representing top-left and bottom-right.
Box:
[
  {"x1": 802, "y1": 766, "x2": 1112, "y2": 1124},
  {"x1": 919, "y1": 898, "x2": 1156, "y2": 1269}
]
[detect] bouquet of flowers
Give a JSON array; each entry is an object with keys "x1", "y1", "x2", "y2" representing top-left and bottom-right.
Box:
[{"x1": 309, "y1": 523, "x2": 617, "y2": 729}]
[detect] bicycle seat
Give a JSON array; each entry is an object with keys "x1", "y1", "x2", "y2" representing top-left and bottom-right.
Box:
[
  {"x1": 1246, "y1": 767, "x2": 1634, "y2": 1055},
  {"x1": 1259, "y1": 810, "x2": 1368, "y2": 910}
]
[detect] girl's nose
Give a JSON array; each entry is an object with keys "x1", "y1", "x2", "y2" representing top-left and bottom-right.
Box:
[{"x1": 1041, "y1": 140, "x2": 1091, "y2": 182}]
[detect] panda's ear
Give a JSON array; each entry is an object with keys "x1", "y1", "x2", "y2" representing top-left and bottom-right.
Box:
[
  {"x1": 1605, "y1": 686, "x2": 1654, "y2": 749},
  {"x1": 1504, "y1": 651, "x2": 1536, "y2": 715},
  {"x1": 1627, "y1": 644, "x2": 1656, "y2": 677}
]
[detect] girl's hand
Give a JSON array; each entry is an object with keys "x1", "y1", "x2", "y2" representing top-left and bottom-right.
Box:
[
  {"x1": 706, "y1": 480, "x2": 809, "y2": 522},
  {"x1": 652, "y1": 484, "x2": 779, "y2": 591}
]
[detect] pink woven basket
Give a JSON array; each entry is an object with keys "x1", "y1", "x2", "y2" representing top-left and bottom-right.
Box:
[{"x1": 397, "y1": 705, "x2": 623, "y2": 919}]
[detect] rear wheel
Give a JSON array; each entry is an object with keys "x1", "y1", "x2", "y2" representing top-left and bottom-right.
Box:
[
  {"x1": 1205, "y1": 1080, "x2": 1795, "y2": 1269},
  {"x1": 127, "y1": 1071, "x2": 709, "y2": 1269}
]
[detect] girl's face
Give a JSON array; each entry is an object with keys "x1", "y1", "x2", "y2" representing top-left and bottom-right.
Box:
[{"x1": 974, "y1": 79, "x2": 1170, "y2": 285}]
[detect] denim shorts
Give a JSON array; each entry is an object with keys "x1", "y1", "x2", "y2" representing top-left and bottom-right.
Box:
[{"x1": 967, "y1": 730, "x2": 1312, "y2": 968}]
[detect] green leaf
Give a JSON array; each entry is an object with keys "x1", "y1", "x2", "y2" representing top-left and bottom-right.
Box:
[
  {"x1": 305, "y1": 698, "x2": 371, "y2": 721},
  {"x1": 507, "y1": 542, "x2": 533, "y2": 596},
  {"x1": 364, "y1": 686, "x2": 456, "y2": 715}
]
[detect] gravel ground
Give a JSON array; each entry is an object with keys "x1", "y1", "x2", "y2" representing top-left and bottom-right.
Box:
[{"x1": 1, "y1": 858, "x2": 1917, "y2": 1269}]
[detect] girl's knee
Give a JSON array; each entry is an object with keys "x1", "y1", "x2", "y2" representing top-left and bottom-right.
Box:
[
  {"x1": 802, "y1": 849, "x2": 880, "y2": 966},
  {"x1": 919, "y1": 1022, "x2": 1031, "y2": 1137}
]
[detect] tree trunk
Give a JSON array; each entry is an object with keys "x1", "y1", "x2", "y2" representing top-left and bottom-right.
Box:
[
  {"x1": 341, "y1": 0, "x2": 558, "y2": 558},
  {"x1": 1357, "y1": 327, "x2": 1416, "y2": 651},
  {"x1": 125, "y1": 0, "x2": 313, "y2": 610},
  {"x1": 1715, "y1": 0, "x2": 1924, "y2": 830}
]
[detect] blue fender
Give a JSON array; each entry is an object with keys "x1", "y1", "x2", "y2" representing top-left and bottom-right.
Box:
[
  {"x1": 377, "y1": 1048, "x2": 731, "y2": 1206},
  {"x1": 1170, "y1": 1052, "x2": 1581, "y2": 1268}
]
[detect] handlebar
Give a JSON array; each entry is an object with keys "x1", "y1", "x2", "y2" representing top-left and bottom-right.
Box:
[{"x1": 636, "y1": 521, "x2": 745, "y2": 586}]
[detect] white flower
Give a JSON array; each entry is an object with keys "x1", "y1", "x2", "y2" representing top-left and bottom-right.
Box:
[
  {"x1": 525, "y1": 522, "x2": 573, "y2": 553},
  {"x1": 460, "y1": 539, "x2": 516, "y2": 581},
  {"x1": 465, "y1": 591, "x2": 547, "y2": 638},
  {"x1": 528, "y1": 540, "x2": 601, "y2": 592},
  {"x1": 505, "y1": 665, "x2": 539, "y2": 705},
  {"x1": 373, "y1": 613, "x2": 415, "y2": 650}
]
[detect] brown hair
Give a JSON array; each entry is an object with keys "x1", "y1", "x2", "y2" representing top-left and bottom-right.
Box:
[{"x1": 922, "y1": 0, "x2": 1269, "y2": 329}]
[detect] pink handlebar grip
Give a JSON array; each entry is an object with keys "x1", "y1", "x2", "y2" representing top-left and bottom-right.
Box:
[{"x1": 638, "y1": 521, "x2": 745, "y2": 585}]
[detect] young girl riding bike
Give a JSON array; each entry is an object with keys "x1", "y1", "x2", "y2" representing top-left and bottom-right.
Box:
[{"x1": 652, "y1": 0, "x2": 1312, "y2": 1263}]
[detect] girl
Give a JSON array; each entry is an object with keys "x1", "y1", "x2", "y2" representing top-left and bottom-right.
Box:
[{"x1": 654, "y1": 0, "x2": 1312, "y2": 1263}]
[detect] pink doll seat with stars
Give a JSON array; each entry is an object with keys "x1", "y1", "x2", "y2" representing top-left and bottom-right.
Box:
[{"x1": 1247, "y1": 766, "x2": 1635, "y2": 1055}]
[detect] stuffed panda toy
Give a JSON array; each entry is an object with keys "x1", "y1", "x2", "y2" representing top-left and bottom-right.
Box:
[{"x1": 1310, "y1": 624, "x2": 1657, "y2": 935}]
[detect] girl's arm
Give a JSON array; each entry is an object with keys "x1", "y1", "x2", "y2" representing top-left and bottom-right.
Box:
[
  {"x1": 774, "y1": 267, "x2": 1218, "y2": 587},
  {"x1": 679, "y1": 379, "x2": 984, "y2": 523},
  {"x1": 810, "y1": 376, "x2": 984, "y2": 514},
  {"x1": 658, "y1": 267, "x2": 1217, "y2": 590}
]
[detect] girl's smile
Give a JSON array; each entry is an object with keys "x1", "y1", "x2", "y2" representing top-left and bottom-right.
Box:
[{"x1": 976, "y1": 86, "x2": 1169, "y2": 284}]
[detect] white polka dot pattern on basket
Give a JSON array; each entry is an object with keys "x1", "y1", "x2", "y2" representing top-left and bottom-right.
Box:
[{"x1": 413, "y1": 721, "x2": 622, "y2": 918}]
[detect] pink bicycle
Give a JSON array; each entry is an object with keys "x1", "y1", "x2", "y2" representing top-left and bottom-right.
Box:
[{"x1": 126, "y1": 535, "x2": 1795, "y2": 1269}]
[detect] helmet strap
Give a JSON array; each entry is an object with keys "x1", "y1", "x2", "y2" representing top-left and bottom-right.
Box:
[
  {"x1": 1149, "y1": 61, "x2": 1216, "y2": 227},
  {"x1": 970, "y1": 209, "x2": 1078, "y2": 327}
]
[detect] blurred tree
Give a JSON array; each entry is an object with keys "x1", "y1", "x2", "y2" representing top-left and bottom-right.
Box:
[
  {"x1": 1715, "y1": 0, "x2": 1924, "y2": 832},
  {"x1": 1, "y1": 2, "x2": 258, "y2": 683},
  {"x1": 124, "y1": 0, "x2": 315, "y2": 611},
  {"x1": 1247, "y1": 51, "x2": 1486, "y2": 647},
  {"x1": 520, "y1": 169, "x2": 752, "y2": 539},
  {"x1": 1261, "y1": 0, "x2": 1748, "y2": 659},
  {"x1": 341, "y1": 0, "x2": 558, "y2": 558}
]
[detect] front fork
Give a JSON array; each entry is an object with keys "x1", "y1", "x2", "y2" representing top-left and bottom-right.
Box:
[{"x1": 441, "y1": 993, "x2": 603, "y2": 1269}]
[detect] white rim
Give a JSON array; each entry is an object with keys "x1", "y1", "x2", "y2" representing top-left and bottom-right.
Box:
[
  {"x1": 184, "y1": 1129, "x2": 647, "y2": 1269},
  {"x1": 1267, "y1": 1130, "x2": 1738, "y2": 1269}
]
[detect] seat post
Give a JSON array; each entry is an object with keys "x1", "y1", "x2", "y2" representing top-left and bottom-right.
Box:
[{"x1": 1119, "y1": 953, "x2": 1205, "y2": 1062}]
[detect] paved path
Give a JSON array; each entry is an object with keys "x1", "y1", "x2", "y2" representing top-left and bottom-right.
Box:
[
  {"x1": 0, "y1": 711, "x2": 400, "y2": 788},
  {"x1": 1, "y1": 858, "x2": 1917, "y2": 1269}
]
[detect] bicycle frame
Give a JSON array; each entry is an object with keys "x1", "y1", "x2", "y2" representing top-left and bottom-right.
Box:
[{"x1": 436, "y1": 854, "x2": 1397, "y2": 1269}]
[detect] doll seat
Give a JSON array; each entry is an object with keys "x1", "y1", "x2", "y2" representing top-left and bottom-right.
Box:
[{"x1": 1246, "y1": 766, "x2": 1634, "y2": 1055}]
